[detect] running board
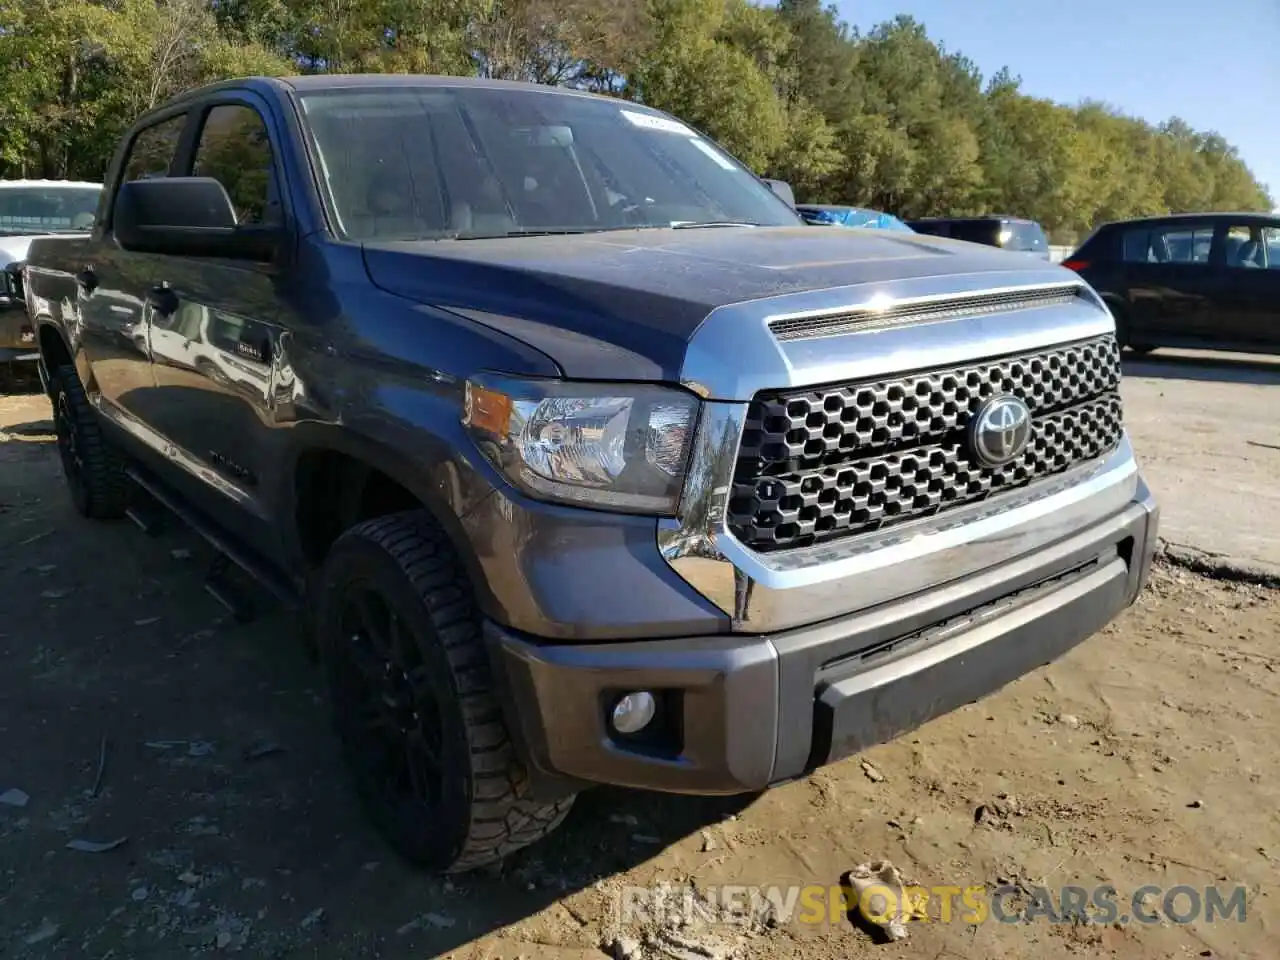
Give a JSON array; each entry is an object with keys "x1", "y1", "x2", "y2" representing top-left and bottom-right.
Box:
[
  {"x1": 124, "y1": 466, "x2": 301, "y2": 616},
  {"x1": 205, "y1": 553, "x2": 259, "y2": 624},
  {"x1": 126, "y1": 499, "x2": 168, "y2": 537}
]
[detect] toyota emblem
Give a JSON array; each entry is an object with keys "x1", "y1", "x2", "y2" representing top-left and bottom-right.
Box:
[{"x1": 968, "y1": 395, "x2": 1032, "y2": 467}]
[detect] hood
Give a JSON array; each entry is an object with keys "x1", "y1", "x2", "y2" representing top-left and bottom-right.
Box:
[
  {"x1": 362, "y1": 226, "x2": 1076, "y2": 381},
  {"x1": 0, "y1": 232, "x2": 85, "y2": 269}
]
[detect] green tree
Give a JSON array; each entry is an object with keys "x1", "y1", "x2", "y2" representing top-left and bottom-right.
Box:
[{"x1": 0, "y1": 0, "x2": 1270, "y2": 225}]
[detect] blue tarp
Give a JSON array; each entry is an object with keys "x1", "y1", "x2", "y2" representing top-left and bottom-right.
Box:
[{"x1": 801, "y1": 207, "x2": 914, "y2": 232}]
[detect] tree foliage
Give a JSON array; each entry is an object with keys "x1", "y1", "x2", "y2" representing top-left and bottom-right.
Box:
[{"x1": 0, "y1": 0, "x2": 1270, "y2": 238}]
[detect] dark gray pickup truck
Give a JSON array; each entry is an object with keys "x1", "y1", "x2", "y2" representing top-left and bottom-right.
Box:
[{"x1": 21, "y1": 74, "x2": 1159, "y2": 873}]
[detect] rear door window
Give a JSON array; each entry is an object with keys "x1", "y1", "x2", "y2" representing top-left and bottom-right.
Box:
[
  {"x1": 122, "y1": 114, "x2": 187, "y2": 183},
  {"x1": 1122, "y1": 224, "x2": 1214, "y2": 264},
  {"x1": 113, "y1": 112, "x2": 187, "y2": 231}
]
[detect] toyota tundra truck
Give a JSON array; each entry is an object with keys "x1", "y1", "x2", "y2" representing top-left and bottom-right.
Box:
[{"x1": 22, "y1": 74, "x2": 1159, "y2": 873}]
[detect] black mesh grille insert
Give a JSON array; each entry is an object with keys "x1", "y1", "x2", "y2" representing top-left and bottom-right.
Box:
[{"x1": 729, "y1": 335, "x2": 1124, "y2": 551}]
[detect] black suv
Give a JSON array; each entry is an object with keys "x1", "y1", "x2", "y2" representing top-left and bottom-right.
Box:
[
  {"x1": 1063, "y1": 212, "x2": 1280, "y2": 355},
  {"x1": 907, "y1": 216, "x2": 1051, "y2": 259}
]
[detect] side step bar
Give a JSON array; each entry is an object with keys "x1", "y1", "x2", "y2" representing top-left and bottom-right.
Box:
[{"x1": 124, "y1": 466, "x2": 301, "y2": 621}]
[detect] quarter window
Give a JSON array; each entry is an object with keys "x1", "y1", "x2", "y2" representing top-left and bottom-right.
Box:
[
  {"x1": 1121, "y1": 225, "x2": 1213, "y2": 264},
  {"x1": 1264, "y1": 227, "x2": 1280, "y2": 270},
  {"x1": 122, "y1": 114, "x2": 187, "y2": 182},
  {"x1": 193, "y1": 105, "x2": 279, "y2": 225},
  {"x1": 1224, "y1": 224, "x2": 1268, "y2": 269}
]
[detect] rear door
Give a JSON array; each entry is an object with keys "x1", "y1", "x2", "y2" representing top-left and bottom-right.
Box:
[
  {"x1": 1113, "y1": 220, "x2": 1217, "y2": 343},
  {"x1": 1213, "y1": 220, "x2": 1280, "y2": 350},
  {"x1": 80, "y1": 110, "x2": 191, "y2": 421},
  {"x1": 141, "y1": 94, "x2": 291, "y2": 556}
]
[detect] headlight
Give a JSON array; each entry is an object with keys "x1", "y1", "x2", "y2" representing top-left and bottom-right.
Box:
[{"x1": 462, "y1": 376, "x2": 700, "y2": 514}]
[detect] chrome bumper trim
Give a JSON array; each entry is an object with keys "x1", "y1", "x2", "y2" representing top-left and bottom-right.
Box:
[{"x1": 659, "y1": 400, "x2": 1140, "y2": 633}]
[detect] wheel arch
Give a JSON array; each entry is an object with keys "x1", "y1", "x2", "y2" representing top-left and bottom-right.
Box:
[{"x1": 282, "y1": 423, "x2": 501, "y2": 620}]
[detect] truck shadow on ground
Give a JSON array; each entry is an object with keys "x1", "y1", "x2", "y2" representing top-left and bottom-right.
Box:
[
  {"x1": 0, "y1": 419, "x2": 760, "y2": 956},
  {"x1": 0, "y1": 366, "x2": 43, "y2": 396},
  {"x1": 1121, "y1": 350, "x2": 1280, "y2": 386},
  {"x1": 3, "y1": 418, "x2": 53, "y2": 437}
]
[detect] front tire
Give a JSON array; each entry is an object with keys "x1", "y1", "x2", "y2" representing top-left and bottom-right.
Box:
[
  {"x1": 49, "y1": 363, "x2": 130, "y2": 519},
  {"x1": 317, "y1": 510, "x2": 574, "y2": 873}
]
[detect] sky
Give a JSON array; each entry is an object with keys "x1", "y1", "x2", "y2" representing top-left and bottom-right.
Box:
[{"x1": 836, "y1": 0, "x2": 1280, "y2": 208}]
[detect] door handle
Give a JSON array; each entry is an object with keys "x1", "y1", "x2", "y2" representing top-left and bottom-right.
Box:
[
  {"x1": 75, "y1": 266, "x2": 97, "y2": 294},
  {"x1": 147, "y1": 284, "x2": 179, "y2": 317}
]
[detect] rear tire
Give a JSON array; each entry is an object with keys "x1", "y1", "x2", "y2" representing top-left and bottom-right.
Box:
[
  {"x1": 1108, "y1": 303, "x2": 1155, "y2": 355},
  {"x1": 317, "y1": 510, "x2": 574, "y2": 873},
  {"x1": 48, "y1": 363, "x2": 130, "y2": 519}
]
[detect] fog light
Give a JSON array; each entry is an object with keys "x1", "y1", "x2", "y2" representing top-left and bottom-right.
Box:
[
  {"x1": 611, "y1": 691, "x2": 657, "y2": 735},
  {"x1": 20, "y1": 325, "x2": 34, "y2": 343}
]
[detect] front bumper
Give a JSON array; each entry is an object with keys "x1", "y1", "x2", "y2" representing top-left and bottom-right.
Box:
[
  {"x1": 0, "y1": 300, "x2": 36, "y2": 362},
  {"x1": 489, "y1": 479, "x2": 1158, "y2": 795}
]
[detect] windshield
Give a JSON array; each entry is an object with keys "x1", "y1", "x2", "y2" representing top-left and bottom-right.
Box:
[
  {"x1": 0, "y1": 185, "x2": 101, "y2": 235},
  {"x1": 297, "y1": 86, "x2": 801, "y2": 241}
]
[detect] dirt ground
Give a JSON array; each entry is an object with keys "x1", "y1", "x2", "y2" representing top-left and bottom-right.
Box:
[
  {"x1": 1121, "y1": 349, "x2": 1280, "y2": 578},
  {"x1": 1, "y1": 372, "x2": 1277, "y2": 960}
]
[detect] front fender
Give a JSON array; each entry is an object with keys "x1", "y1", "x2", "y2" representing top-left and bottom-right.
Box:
[{"x1": 275, "y1": 408, "x2": 505, "y2": 622}]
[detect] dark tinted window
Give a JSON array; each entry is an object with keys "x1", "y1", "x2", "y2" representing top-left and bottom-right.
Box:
[
  {"x1": 298, "y1": 87, "x2": 799, "y2": 241},
  {"x1": 1122, "y1": 224, "x2": 1213, "y2": 264},
  {"x1": 193, "y1": 105, "x2": 278, "y2": 225},
  {"x1": 947, "y1": 220, "x2": 1001, "y2": 245},
  {"x1": 1264, "y1": 226, "x2": 1280, "y2": 270},
  {"x1": 1121, "y1": 227, "x2": 1150, "y2": 262},
  {"x1": 906, "y1": 221, "x2": 948, "y2": 237},
  {"x1": 123, "y1": 115, "x2": 186, "y2": 182},
  {"x1": 1224, "y1": 224, "x2": 1269, "y2": 269}
]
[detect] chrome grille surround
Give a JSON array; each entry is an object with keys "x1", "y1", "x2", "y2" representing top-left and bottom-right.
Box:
[{"x1": 658, "y1": 265, "x2": 1140, "y2": 633}]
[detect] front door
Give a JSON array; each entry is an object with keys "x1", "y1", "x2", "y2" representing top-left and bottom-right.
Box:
[{"x1": 141, "y1": 96, "x2": 291, "y2": 561}]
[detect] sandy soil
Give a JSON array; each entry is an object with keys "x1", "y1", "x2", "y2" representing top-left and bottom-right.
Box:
[{"x1": 1, "y1": 383, "x2": 1276, "y2": 960}]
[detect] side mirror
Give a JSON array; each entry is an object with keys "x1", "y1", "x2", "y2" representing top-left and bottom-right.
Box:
[
  {"x1": 764, "y1": 178, "x2": 796, "y2": 208},
  {"x1": 114, "y1": 177, "x2": 279, "y2": 261},
  {"x1": 3, "y1": 260, "x2": 24, "y2": 304}
]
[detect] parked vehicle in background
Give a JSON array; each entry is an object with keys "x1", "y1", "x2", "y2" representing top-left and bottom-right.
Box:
[
  {"x1": 23, "y1": 74, "x2": 1157, "y2": 874},
  {"x1": 797, "y1": 204, "x2": 914, "y2": 232},
  {"x1": 1, "y1": 180, "x2": 102, "y2": 378},
  {"x1": 1062, "y1": 211, "x2": 1280, "y2": 355},
  {"x1": 907, "y1": 215, "x2": 1051, "y2": 259}
]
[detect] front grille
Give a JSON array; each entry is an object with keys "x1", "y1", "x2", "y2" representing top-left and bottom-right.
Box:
[{"x1": 729, "y1": 335, "x2": 1124, "y2": 551}]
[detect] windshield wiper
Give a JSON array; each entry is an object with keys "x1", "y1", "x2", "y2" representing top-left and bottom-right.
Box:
[
  {"x1": 482, "y1": 228, "x2": 594, "y2": 238},
  {"x1": 670, "y1": 220, "x2": 762, "y2": 229}
]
